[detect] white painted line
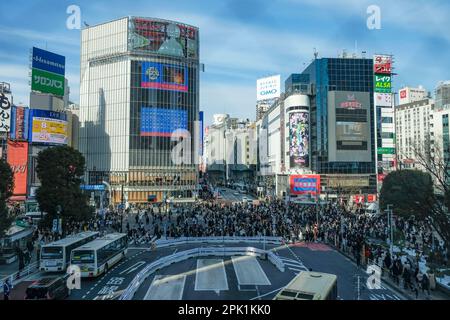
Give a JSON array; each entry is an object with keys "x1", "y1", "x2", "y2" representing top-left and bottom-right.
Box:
[
  {"x1": 288, "y1": 267, "x2": 307, "y2": 272},
  {"x1": 194, "y1": 259, "x2": 228, "y2": 292},
  {"x1": 231, "y1": 256, "x2": 271, "y2": 286},
  {"x1": 250, "y1": 286, "x2": 285, "y2": 300},
  {"x1": 284, "y1": 262, "x2": 305, "y2": 268},
  {"x1": 119, "y1": 261, "x2": 146, "y2": 275},
  {"x1": 144, "y1": 275, "x2": 186, "y2": 300}
]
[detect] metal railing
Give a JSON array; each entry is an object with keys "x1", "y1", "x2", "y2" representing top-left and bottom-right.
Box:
[
  {"x1": 119, "y1": 244, "x2": 285, "y2": 300},
  {"x1": 0, "y1": 261, "x2": 39, "y2": 293}
]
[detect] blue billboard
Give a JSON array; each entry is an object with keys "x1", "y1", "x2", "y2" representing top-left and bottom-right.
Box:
[
  {"x1": 141, "y1": 62, "x2": 188, "y2": 92},
  {"x1": 28, "y1": 109, "x2": 68, "y2": 145},
  {"x1": 140, "y1": 107, "x2": 188, "y2": 137},
  {"x1": 199, "y1": 111, "x2": 204, "y2": 156},
  {"x1": 32, "y1": 47, "x2": 66, "y2": 76},
  {"x1": 9, "y1": 106, "x2": 30, "y2": 141}
]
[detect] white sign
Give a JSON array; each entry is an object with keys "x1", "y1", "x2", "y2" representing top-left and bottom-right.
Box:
[
  {"x1": 375, "y1": 93, "x2": 392, "y2": 107},
  {"x1": 0, "y1": 92, "x2": 12, "y2": 133},
  {"x1": 257, "y1": 75, "x2": 281, "y2": 101}
]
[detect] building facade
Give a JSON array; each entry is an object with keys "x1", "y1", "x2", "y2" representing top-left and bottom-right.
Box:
[
  {"x1": 300, "y1": 57, "x2": 377, "y2": 195},
  {"x1": 395, "y1": 98, "x2": 434, "y2": 170},
  {"x1": 79, "y1": 17, "x2": 200, "y2": 204}
]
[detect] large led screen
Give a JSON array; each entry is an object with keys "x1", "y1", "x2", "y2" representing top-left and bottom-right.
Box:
[
  {"x1": 289, "y1": 112, "x2": 309, "y2": 168},
  {"x1": 129, "y1": 18, "x2": 198, "y2": 59},
  {"x1": 141, "y1": 62, "x2": 188, "y2": 92},
  {"x1": 29, "y1": 109, "x2": 68, "y2": 145},
  {"x1": 140, "y1": 107, "x2": 188, "y2": 137}
]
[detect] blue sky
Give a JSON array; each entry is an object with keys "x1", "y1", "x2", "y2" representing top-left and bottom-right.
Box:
[{"x1": 0, "y1": 0, "x2": 449, "y2": 125}]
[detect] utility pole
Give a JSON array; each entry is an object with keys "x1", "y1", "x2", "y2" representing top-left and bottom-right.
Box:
[{"x1": 387, "y1": 204, "x2": 394, "y2": 257}]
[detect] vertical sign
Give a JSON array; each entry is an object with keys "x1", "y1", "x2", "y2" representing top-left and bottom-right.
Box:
[
  {"x1": 6, "y1": 140, "x2": 29, "y2": 197},
  {"x1": 0, "y1": 91, "x2": 12, "y2": 132}
]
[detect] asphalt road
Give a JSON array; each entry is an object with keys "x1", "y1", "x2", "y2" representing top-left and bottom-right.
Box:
[
  {"x1": 65, "y1": 241, "x2": 405, "y2": 300},
  {"x1": 217, "y1": 187, "x2": 256, "y2": 203}
]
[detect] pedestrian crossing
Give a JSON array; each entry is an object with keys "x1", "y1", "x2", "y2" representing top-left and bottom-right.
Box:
[{"x1": 277, "y1": 256, "x2": 308, "y2": 274}]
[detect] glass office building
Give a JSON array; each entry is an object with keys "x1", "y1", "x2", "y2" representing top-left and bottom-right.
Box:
[
  {"x1": 301, "y1": 57, "x2": 377, "y2": 194},
  {"x1": 79, "y1": 17, "x2": 200, "y2": 204}
]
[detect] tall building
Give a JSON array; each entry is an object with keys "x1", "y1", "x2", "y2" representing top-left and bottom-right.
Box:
[
  {"x1": 395, "y1": 98, "x2": 434, "y2": 170},
  {"x1": 398, "y1": 86, "x2": 427, "y2": 105},
  {"x1": 300, "y1": 57, "x2": 376, "y2": 195},
  {"x1": 432, "y1": 107, "x2": 450, "y2": 187},
  {"x1": 79, "y1": 17, "x2": 200, "y2": 204},
  {"x1": 435, "y1": 81, "x2": 450, "y2": 110}
]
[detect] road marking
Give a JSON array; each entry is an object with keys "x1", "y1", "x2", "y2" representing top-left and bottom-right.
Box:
[
  {"x1": 119, "y1": 261, "x2": 146, "y2": 275},
  {"x1": 249, "y1": 286, "x2": 285, "y2": 300},
  {"x1": 195, "y1": 259, "x2": 228, "y2": 293},
  {"x1": 144, "y1": 275, "x2": 186, "y2": 300},
  {"x1": 231, "y1": 256, "x2": 270, "y2": 286}
]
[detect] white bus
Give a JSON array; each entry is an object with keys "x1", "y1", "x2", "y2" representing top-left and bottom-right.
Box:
[
  {"x1": 70, "y1": 233, "x2": 128, "y2": 277},
  {"x1": 40, "y1": 231, "x2": 99, "y2": 272}
]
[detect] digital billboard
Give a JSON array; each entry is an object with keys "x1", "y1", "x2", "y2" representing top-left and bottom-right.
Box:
[
  {"x1": 9, "y1": 106, "x2": 29, "y2": 141},
  {"x1": 31, "y1": 68, "x2": 65, "y2": 96},
  {"x1": 374, "y1": 75, "x2": 392, "y2": 93},
  {"x1": 7, "y1": 140, "x2": 28, "y2": 197},
  {"x1": 328, "y1": 91, "x2": 371, "y2": 162},
  {"x1": 290, "y1": 175, "x2": 320, "y2": 196},
  {"x1": 140, "y1": 107, "x2": 188, "y2": 137},
  {"x1": 141, "y1": 62, "x2": 188, "y2": 92},
  {"x1": 128, "y1": 18, "x2": 198, "y2": 59},
  {"x1": 289, "y1": 112, "x2": 309, "y2": 168},
  {"x1": 257, "y1": 75, "x2": 281, "y2": 101},
  {"x1": 0, "y1": 91, "x2": 12, "y2": 133},
  {"x1": 373, "y1": 55, "x2": 392, "y2": 74},
  {"x1": 29, "y1": 109, "x2": 68, "y2": 145},
  {"x1": 375, "y1": 93, "x2": 392, "y2": 107},
  {"x1": 32, "y1": 47, "x2": 66, "y2": 76}
]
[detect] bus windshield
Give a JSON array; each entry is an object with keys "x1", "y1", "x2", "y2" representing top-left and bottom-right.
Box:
[
  {"x1": 41, "y1": 247, "x2": 63, "y2": 259},
  {"x1": 71, "y1": 250, "x2": 95, "y2": 264}
]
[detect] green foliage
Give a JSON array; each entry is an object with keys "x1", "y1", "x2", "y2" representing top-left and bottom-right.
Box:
[
  {"x1": 0, "y1": 158, "x2": 14, "y2": 237},
  {"x1": 35, "y1": 146, "x2": 93, "y2": 233},
  {"x1": 380, "y1": 169, "x2": 434, "y2": 217}
]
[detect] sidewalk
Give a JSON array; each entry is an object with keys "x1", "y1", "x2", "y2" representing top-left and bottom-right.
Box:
[{"x1": 335, "y1": 245, "x2": 450, "y2": 300}]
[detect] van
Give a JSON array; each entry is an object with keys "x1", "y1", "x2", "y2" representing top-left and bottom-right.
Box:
[{"x1": 25, "y1": 275, "x2": 70, "y2": 300}]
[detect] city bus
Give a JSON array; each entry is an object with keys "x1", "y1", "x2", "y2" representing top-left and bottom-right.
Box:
[
  {"x1": 274, "y1": 271, "x2": 338, "y2": 300},
  {"x1": 40, "y1": 231, "x2": 99, "y2": 272},
  {"x1": 70, "y1": 233, "x2": 128, "y2": 277}
]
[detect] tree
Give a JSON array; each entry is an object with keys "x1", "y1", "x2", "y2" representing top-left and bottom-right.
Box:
[
  {"x1": 402, "y1": 138, "x2": 450, "y2": 247},
  {"x1": 380, "y1": 170, "x2": 435, "y2": 217},
  {"x1": 36, "y1": 146, "x2": 93, "y2": 234},
  {"x1": 0, "y1": 158, "x2": 14, "y2": 237}
]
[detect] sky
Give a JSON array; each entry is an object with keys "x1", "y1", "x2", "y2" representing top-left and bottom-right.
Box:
[{"x1": 0, "y1": 0, "x2": 449, "y2": 125}]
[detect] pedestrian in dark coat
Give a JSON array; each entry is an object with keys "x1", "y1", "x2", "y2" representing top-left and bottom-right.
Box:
[{"x1": 3, "y1": 279, "x2": 11, "y2": 300}]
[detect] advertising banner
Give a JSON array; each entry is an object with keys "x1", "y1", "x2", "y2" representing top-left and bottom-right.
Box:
[
  {"x1": 31, "y1": 68, "x2": 65, "y2": 96},
  {"x1": 375, "y1": 93, "x2": 392, "y2": 107},
  {"x1": 141, "y1": 62, "x2": 188, "y2": 92},
  {"x1": 367, "y1": 194, "x2": 377, "y2": 203},
  {"x1": 328, "y1": 91, "x2": 371, "y2": 162},
  {"x1": 32, "y1": 47, "x2": 66, "y2": 76},
  {"x1": 257, "y1": 75, "x2": 281, "y2": 101},
  {"x1": 30, "y1": 109, "x2": 68, "y2": 145},
  {"x1": 374, "y1": 75, "x2": 392, "y2": 93},
  {"x1": 140, "y1": 107, "x2": 188, "y2": 137},
  {"x1": 373, "y1": 55, "x2": 392, "y2": 74},
  {"x1": 289, "y1": 112, "x2": 309, "y2": 168},
  {"x1": 129, "y1": 18, "x2": 198, "y2": 59},
  {"x1": 290, "y1": 174, "x2": 321, "y2": 196},
  {"x1": 0, "y1": 91, "x2": 12, "y2": 132},
  {"x1": 7, "y1": 140, "x2": 28, "y2": 197},
  {"x1": 10, "y1": 106, "x2": 29, "y2": 141}
]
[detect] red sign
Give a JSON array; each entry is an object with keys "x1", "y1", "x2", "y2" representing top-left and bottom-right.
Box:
[
  {"x1": 290, "y1": 175, "x2": 321, "y2": 195},
  {"x1": 7, "y1": 140, "x2": 28, "y2": 197},
  {"x1": 377, "y1": 174, "x2": 386, "y2": 182},
  {"x1": 374, "y1": 55, "x2": 392, "y2": 74},
  {"x1": 353, "y1": 194, "x2": 364, "y2": 203},
  {"x1": 367, "y1": 194, "x2": 377, "y2": 203},
  {"x1": 400, "y1": 90, "x2": 407, "y2": 99}
]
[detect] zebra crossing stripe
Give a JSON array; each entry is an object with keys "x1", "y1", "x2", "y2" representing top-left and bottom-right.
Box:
[{"x1": 283, "y1": 262, "x2": 305, "y2": 268}]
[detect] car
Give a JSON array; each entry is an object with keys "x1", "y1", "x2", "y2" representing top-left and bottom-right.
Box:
[{"x1": 25, "y1": 275, "x2": 70, "y2": 300}]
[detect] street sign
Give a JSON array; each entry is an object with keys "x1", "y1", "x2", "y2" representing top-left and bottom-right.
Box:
[
  {"x1": 81, "y1": 184, "x2": 105, "y2": 191},
  {"x1": 377, "y1": 147, "x2": 395, "y2": 155}
]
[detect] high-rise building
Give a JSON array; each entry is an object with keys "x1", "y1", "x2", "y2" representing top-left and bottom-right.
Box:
[
  {"x1": 395, "y1": 98, "x2": 434, "y2": 170},
  {"x1": 435, "y1": 81, "x2": 450, "y2": 110},
  {"x1": 398, "y1": 86, "x2": 428, "y2": 105},
  {"x1": 79, "y1": 17, "x2": 200, "y2": 204},
  {"x1": 300, "y1": 57, "x2": 377, "y2": 195}
]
